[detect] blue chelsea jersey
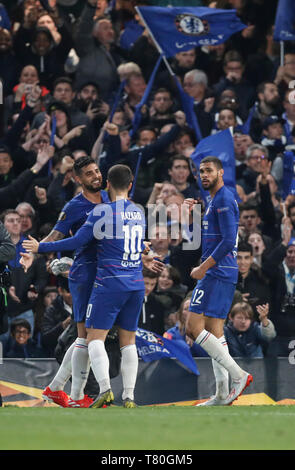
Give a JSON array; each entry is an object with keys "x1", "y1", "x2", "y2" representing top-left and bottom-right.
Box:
[
  {"x1": 53, "y1": 190, "x2": 109, "y2": 282},
  {"x1": 201, "y1": 185, "x2": 239, "y2": 283},
  {"x1": 39, "y1": 199, "x2": 146, "y2": 291}
]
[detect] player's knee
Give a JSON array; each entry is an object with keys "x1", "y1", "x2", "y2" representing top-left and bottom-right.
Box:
[{"x1": 186, "y1": 313, "x2": 204, "y2": 341}]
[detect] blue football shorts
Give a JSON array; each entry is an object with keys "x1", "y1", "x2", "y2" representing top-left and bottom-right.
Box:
[
  {"x1": 85, "y1": 284, "x2": 145, "y2": 331},
  {"x1": 189, "y1": 274, "x2": 236, "y2": 319},
  {"x1": 69, "y1": 278, "x2": 94, "y2": 323}
]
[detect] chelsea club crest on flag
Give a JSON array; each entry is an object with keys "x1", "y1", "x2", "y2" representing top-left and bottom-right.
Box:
[
  {"x1": 175, "y1": 14, "x2": 210, "y2": 36},
  {"x1": 135, "y1": 328, "x2": 199, "y2": 376}
]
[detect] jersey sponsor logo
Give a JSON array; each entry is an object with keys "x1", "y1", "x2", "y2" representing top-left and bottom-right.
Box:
[{"x1": 217, "y1": 206, "x2": 229, "y2": 213}]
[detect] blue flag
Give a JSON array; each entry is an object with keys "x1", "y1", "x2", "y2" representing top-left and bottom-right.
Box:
[
  {"x1": 274, "y1": 0, "x2": 295, "y2": 41},
  {"x1": 130, "y1": 54, "x2": 163, "y2": 138},
  {"x1": 241, "y1": 102, "x2": 257, "y2": 135},
  {"x1": 282, "y1": 151, "x2": 295, "y2": 200},
  {"x1": 136, "y1": 6, "x2": 246, "y2": 58},
  {"x1": 135, "y1": 328, "x2": 199, "y2": 375},
  {"x1": 174, "y1": 76, "x2": 203, "y2": 142},
  {"x1": 190, "y1": 128, "x2": 240, "y2": 206}
]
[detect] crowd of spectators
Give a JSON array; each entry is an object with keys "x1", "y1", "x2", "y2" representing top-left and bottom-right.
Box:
[{"x1": 0, "y1": 0, "x2": 294, "y2": 361}]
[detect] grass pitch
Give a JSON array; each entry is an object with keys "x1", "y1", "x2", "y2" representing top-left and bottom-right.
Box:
[{"x1": 0, "y1": 405, "x2": 294, "y2": 450}]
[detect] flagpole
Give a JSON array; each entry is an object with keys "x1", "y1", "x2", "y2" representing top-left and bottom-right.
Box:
[
  {"x1": 280, "y1": 41, "x2": 285, "y2": 67},
  {"x1": 135, "y1": 6, "x2": 175, "y2": 78}
]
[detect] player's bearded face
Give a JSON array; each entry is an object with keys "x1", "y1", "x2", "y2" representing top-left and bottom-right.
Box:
[
  {"x1": 80, "y1": 165, "x2": 102, "y2": 192},
  {"x1": 200, "y1": 165, "x2": 220, "y2": 190}
]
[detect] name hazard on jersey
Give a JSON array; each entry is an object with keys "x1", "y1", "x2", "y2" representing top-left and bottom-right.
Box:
[{"x1": 120, "y1": 211, "x2": 142, "y2": 221}]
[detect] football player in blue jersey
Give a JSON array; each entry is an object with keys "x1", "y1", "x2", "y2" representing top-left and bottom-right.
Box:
[
  {"x1": 185, "y1": 156, "x2": 253, "y2": 406},
  {"x1": 23, "y1": 164, "x2": 159, "y2": 408},
  {"x1": 20, "y1": 156, "x2": 109, "y2": 407}
]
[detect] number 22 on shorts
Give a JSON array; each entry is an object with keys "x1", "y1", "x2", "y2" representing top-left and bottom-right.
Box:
[{"x1": 191, "y1": 289, "x2": 204, "y2": 305}]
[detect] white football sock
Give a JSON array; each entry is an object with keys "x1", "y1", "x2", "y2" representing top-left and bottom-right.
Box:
[
  {"x1": 88, "y1": 339, "x2": 110, "y2": 394},
  {"x1": 195, "y1": 329, "x2": 244, "y2": 381},
  {"x1": 120, "y1": 344, "x2": 138, "y2": 401},
  {"x1": 212, "y1": 336, "x2": 229, "y2": 399},
  {"x1": 49, "y1": 341, "x2": 74, "y2": 391},
  {"x1": 70, "y1": 338, "x2": 90, "y2": 400}
]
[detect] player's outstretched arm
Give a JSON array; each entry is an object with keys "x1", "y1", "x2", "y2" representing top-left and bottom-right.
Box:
[
  {"x1": 22, "y1": 222, "x2": 94, "y2": 254},
  {"x1": 20, "y1": 229, "x2": 65, "y2": 272}
]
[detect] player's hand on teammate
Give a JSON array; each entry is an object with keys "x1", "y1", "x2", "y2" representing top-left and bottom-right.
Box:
[
  {"x1": 22, "y1": 235, "x2": 40, "y2": 253},
  {"x1": 142, "y1": 252, "x2": 165, "y2": 273}
]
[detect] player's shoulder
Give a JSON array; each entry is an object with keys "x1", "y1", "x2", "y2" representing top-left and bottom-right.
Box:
[{"x1": 214, "y1": 186, "x2": 238, "y2": 209}]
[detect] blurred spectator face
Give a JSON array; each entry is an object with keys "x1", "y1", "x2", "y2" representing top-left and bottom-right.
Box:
[
  {"x1": 143, "y1": 276, "x2": 158, "y2": 296},
  {"x1": 53, "y1": 82, "x2": 75, "y2": 105},
  {"x1": 231, "y1": 312, "x2": 251, "y2": 332},
  {"x1": 79, "y1": 84, "x2": 99, "y2": 105},
  {"x1": 234, "y1": 134, "x2": 253, "y2": 161},
  {"x1": 126, "y1": 75, "x2": 146, "y2": 101},
  {"x1": 37, "y1": 14, "x2": 57, "y2": 32},
  {"x1": 0, "y1": 28, "x2": 12, "y2": 52},
  {"x1": 283, "y1": 90, "x2": 295, "y2": 119},
  {"x1": 72, "y1": 150, "x2": 88, "y2": 161},
  {"x1": 93, "y1": 19, "x2": 115, "y2": 46},
  {"x1": 0, "y1": 151, "x2": 13, "y2": 175},
  {"x1": 95, "y1": 0, "x2": 108, "y2": 17},
  {"x1": 284, "y1": 54, "x2": 295, "y2": 80},
  {"x1": 224, "y1": 60, "x2": 244, "y2": 82},
  {"x1": 286, "y1": 245, "x2": 295, "y2": 270},
  {"x1": 31, "y1": 133, "x2": 50, "y2": 153},
  {"x1": 58, "y1": 287, "x2": 72, "y2": 306},
  {"x1": 164, "y1": 193, "x2": 185, "y2": 223},
  {"x1": 20, "y1": 65, "x2": 39, "y2": 84},
  {"x1": 152, "y1": 91, "x2": 173, "y2": 114},
  {"x1": 217, "y1": 109, "x2": 237, "y2": 130},
  {"x1": 218, "y1": 89, "x2": 239, "y2": 111},
  {"x1": 12, "y1": 325, "x2": 31, "y2": 345},
  {"x1": 247, "y1": 232, "x2": 265, "y2": 256},
  {"x1": 260, "y1": 83, "x2": 280, "y2": 107},
  {"x1": 288, "y1": 204, "x2": 295, "y2": 228},
  {"x1": 149, "y1": 225, "x2": 171, "y2": 253},
  {"x1": 207, "y1": 42, "x2": 225, "y2": 58},
  {"x1": 246, "y1": 148, "x2": 266, "y2": 173},
  {"x1": 33, "y1": 31, "x2": 52, "y2": 56},
  {"x1": 16, "y1": 203, "x2": 34, "y2": 233},
  {"x1": 175, "y1": 49, "x2": 196, "y2": 69},
  {"x1": 112, "y1": 110, "x2": 125, "y2": 126},
  {"x1": 44, "y1": 290, "x2": 58, "y2": 307},
  {"x1": 263, "y1": 122, "x2": 284, "y2": 140},
  {"x1": 240, "y1": 209, "x2": 260, "y2": 233},
  {"x1": 158, "y1": 266, "x2": 173, "y2": 291},
  {"x1": 183, "y1": 75, "x2": 205, "y2": 101},
  {"x1": 156, "y1": 182, "x2": 178, "y2": 204},
  {"x1": 174, "y1": 134, "x2": 193, "y2": 155},
  {"x1": 237, "y1": 249, "x2": 253, "y2": 277},
  {"x1": 168, "y1": 159, "x2": 190, "y2": 186},
  {"x1": 119, "y1": 130, "x2": 131, "y2": 153},
  {"x1": 4, "y1": 211, "x2": 22, "y2": 237},
  {"x1": 137, "y1": 129, "x2": 156, "y2": 147},
  {"x1": 54, "y1": 109, "x2": 68, "y2": 128}
]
